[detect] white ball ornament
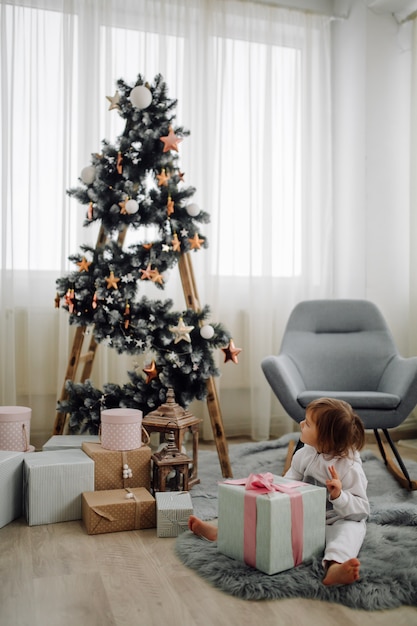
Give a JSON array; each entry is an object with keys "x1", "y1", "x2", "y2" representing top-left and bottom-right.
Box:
[
  {"x1": 186, "y1": 203, "x2": 200, "y2": 217},
  {"x1": 130, "y1": 85, "x2": 152, "y2": 109},
  {"x1": 81, "y1": 165, "x2": 96, "y2": 185},
  {"x1": 125, "y1": 199, "x2": 139, "y2": 214},
  {"x1": 200, "y1": 324, "x2": 215, "y2": 340}
]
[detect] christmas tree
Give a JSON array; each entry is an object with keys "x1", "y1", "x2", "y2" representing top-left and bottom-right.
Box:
[{"x1": 55, "y1": 73, "x2": 239, "y2": 435}]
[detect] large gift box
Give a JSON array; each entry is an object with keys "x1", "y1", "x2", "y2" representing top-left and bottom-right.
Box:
[
  {"x1": 217, "y1": 473, "x2": 326, "y2": 575},
  {"x1": 0, "y1": 450, "x2": 24, "y2": 528},
  {"x1": 43, "y1": 435, "x2": 100, "y2": 451},
  {"x1": 82, "y1": 487, "x2": 156, "y2": 535},
  {"x1": 23, "y1": 449, "x2": 94, "y2": 526},
  {"x1": 81, "y1": 442, "x2": 151, "y2": 491},
  {"x1": 155, "y1": 491, "x2": 193, "y2": 537}
]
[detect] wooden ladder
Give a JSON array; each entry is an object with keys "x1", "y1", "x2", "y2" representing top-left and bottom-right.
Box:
[{"x1": 53, "y1": 231, "x2": 232, "y2": 478}]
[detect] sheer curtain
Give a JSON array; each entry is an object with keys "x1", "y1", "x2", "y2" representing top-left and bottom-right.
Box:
[{"x1": 0, "y1": 0, "x2": 332, "y2": 445}]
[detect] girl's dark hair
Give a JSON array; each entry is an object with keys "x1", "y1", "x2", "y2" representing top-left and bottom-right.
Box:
[{"x1": 306, "y1": 397, "x2": 365, "y2": 457}]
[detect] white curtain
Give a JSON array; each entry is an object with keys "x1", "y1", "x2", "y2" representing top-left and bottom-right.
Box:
[{"x1": 0, "y1": 0, "x2": 332, "y2": 445}]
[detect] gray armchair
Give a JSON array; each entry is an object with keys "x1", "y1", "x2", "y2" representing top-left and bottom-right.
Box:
[{"x1": 261, "y1": 299, "x2": 417, "y2": 489}]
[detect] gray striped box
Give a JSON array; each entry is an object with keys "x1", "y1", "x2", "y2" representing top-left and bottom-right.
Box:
[
  {"x1": 155, "y1": 491, "x2": 193, "y2": 537},
  {"x1": 42, "y1": 435, "x2": 100, "y2": 451},
  {"x1": 23, "y1": 449, "x2": 94, "y2": 526},
  {"x1": 0, "y1": 450, "x2": 24, "y2": 528}
]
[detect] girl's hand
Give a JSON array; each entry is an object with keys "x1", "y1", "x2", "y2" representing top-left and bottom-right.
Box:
[{"x1": 326, "y1": 465, "x2": 342, "y2": 500}]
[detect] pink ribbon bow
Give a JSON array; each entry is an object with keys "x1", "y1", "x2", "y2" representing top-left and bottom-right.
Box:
[{"x1": 224, "y1": 472, "x2": 305, "y2": 569}]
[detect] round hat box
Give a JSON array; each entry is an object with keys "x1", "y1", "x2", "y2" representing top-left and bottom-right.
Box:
[
  {"x1": 0, "y1": 406, "x2": 33, "y2": 452},
  {"x1": 100, "y1": 408, "x2": 143, "y2": 451}
]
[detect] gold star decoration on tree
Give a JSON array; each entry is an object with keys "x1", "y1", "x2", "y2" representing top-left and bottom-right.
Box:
[
  {"x1": 188, "y1": 232, "x2": 204, "y2": 250},
  {"x1": 76, "y1": 256, "x2": 91, "y2": 272},
  {"x1": 221, "y1": 339, "x2": 242, "y2": 364},
  {"x1": 169, "y1": 317, "x2": 194, "y2": 343},
  {"x1": 140, "y1": 264, "x2": 154, "y2": 280},
  {"x1": 151, "y1": 269, "x2": 164, "y2": 285},
  {"x1": 106, "y1": 91, "x2": 121, "y2": 111},
  {"x1": 143, "y1": 360, "x2": 158, "y2": 383},
  {"x1": 105, "y1": 270, "x2": 120, "y2": 290},
  {"x1": 119, "y1": 198, "x2": 127, "y2": 214},
  {"x1": 160, "y1": 126, "x2": 183, "y2": 153},
  {"x1": 157, "y1": 169, "x2": 170, "y2": 186}
]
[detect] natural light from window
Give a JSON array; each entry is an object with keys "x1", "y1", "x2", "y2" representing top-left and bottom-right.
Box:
[{"x1": 2, "y1": 5, "x2": 302, "y2": 278}]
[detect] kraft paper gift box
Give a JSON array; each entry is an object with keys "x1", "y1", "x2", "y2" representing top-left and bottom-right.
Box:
[
  {"x1": 0, "y1": 450, "x2": 24, "y2": 528},
  {"x1": 81, "y1": 442, "x2": 151, "y2": 491},
  {"x1": 23, "y1": 449, "x2": 94, "y2": 526},
  {"x1": 217, "y1": 473, "x2": 326, "y2": 575},
  {"x1": 42, "y1": 435, "x2": 100, "y2": 451},
  {"x1": 155, "y1": 491, "x2": 193, "y2": 537},
  {"x1": 82, "y1": 487, "x2": 156, "y2": 535}
]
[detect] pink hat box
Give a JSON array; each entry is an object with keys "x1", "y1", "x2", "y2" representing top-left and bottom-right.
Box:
[
  {"x1": 0, "y1": 406, "x2": 35, "y2": 452},
  {"x1": 100, "y1": 408, "x2": 144, "y2": 451}
]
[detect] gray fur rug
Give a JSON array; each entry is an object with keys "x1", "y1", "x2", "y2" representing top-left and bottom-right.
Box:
[{"x1": 175, "y1": 434, "x2": 417, "y2": 610}]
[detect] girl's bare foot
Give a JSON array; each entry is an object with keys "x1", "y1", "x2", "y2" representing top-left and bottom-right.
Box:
[
  {"x1": 323, "y1": 558, "x2": 361, "y2": 586},
  {"x1": 188, "y1": 515, "x2": 218, "y2": 541}
]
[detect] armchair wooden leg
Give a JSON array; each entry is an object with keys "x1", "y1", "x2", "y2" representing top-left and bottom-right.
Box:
[{"x1": 373, "y1": 429, "x2": 417, "y2": 491}]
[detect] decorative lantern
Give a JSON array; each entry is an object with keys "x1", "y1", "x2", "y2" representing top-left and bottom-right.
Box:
[
  {"x1": 151, "y1": 429, "x2": 192, "y2": 493},
  {"x1": 143, "y1": 387, "x2": 202, "y2": 488}
]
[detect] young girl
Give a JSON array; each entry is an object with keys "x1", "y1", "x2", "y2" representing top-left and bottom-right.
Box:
[{"x1": 188, "y1": 397, "x2": 370, "y2": 586}]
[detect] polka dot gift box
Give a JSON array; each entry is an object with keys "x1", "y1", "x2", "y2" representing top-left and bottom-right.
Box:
[
  {"x1": 82, "y1": 487, "x2": 156, "y2": 535},
  {"x1": 0, "y1": 406, "x2": 34, "y2": 452},
  {"x1": 81, "y1": 442, "x2": 152, "y2": 491},
  {"x1": 100, "y1": 408, "x2": 143, "y2": 451}
]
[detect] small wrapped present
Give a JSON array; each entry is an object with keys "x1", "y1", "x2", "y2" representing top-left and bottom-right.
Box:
[
  {"x1": 23, "y1": 449, "x2": 94, "y2": 526},
  {"x1": 217, "y1": 473, "x2": 326, "y2": 575},
  {"x1": 81, "y1": 442, "x2": 151, "y2": 491},
  {"x1": 42, "y1": 435, "x2": 100, "y2": 451},
  {"x1": 82, "y1": 487, "x2": 156, "y2": 535},
  {"x1": 0, "y1": 450, "x2": 24, "y2": 528},
  {"x1": 155, "y1": 491, "x2": 193, "y2": 537}
]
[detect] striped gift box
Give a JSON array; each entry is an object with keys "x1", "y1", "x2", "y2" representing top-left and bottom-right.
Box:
[
  {"x1": 23, "y1": 449, "x2": 94, "y2": 526},
  {"x1": 0, "y1": 450, "x2": 25, "y2": 528},
  {"x1": 42, "y1": 435, "x2": 100, "y2": 451},
  {"x1": 155, "y1": 491, "x2": 193, "y2": 537}
]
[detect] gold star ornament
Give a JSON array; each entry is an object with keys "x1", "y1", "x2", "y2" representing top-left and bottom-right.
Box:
[
  {"x1": 169, "y1": 317, "x2": 194, "y2": 344},
  {"x1": 143, "y1": 360, "x2": 158, "y2": 383},
  {"x1": 188, "y1": 232, "x2": 204, "y2": 250},
  {"x1": 222, "y1": 339, "x2": 242, "y2": 364},
  {"x1": 106, "y1": 91, "x2": 121, "y2": 111},
  {"x1": 77, "y1": 256, "x2": 91, "y2": 272},
  {"x1": 105, "y1": 271, "x2": 120, "y2": 290},
  {"x1": 160, "y1": 126, "x2": 183, "y2": 153},
  {"x1": 157, "y1": 169, "x2": 170, "y2": 186}
]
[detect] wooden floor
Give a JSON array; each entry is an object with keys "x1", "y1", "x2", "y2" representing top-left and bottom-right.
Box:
[{"x1": 1, "y1": 440, "x2": 416, "y2": 626}]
